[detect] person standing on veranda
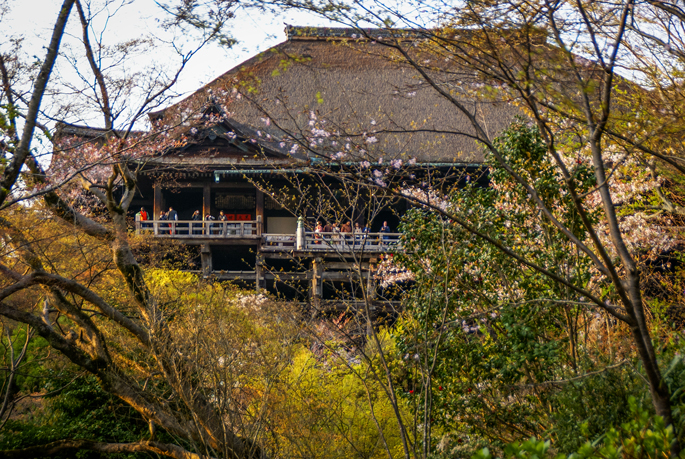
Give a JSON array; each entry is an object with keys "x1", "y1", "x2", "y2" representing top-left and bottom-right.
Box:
[
  {"x1": 379, "y1": 221, "x2": 391, "y2": 244},
  {"x1": 191, "y1": 210, "x2": 201, "y2": 235},
  {"x1": 167, "y1": 206, "x2": 178, "y2": 235}
]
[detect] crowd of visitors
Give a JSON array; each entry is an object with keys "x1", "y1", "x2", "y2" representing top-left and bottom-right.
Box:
[
  {"x1": 135, "y1": 207, "x2": 395, "y2": 243},
  {"x1": 313, "y1": 219, "x2": 394, "y2": 246},
  {"x1": 314, "y1": 220, "x2": 391, "y2": 235}
]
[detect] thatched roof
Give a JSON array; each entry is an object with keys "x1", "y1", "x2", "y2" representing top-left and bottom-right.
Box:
[
  {"x1": 55, "y1": 122, "x2": 141, "y2": 141},
  {"x1": 152, "y1": 26, "x2": 526, "y2": 164}
]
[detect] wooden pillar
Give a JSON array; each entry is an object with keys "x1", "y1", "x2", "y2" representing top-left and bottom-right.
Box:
[
  {"x1": 255, "y1": 189, "x2": 264, "y2": 235},
  {"x1": 255, "y1": 253, "x2": 265, "y2": 292},
  {"x1": 201, "y1": 244, "x2": 212, "y2": 277},
  {"x1": 366, "y1": 258, "x2": 377, "y2": 301},
  {"x1": 311, "y1": 257, "x2": 323, "y2": 300},
  {"x1": 153, "y1": 184, "x2": 163, "y2": 220},
  {"x1": 203, "y1": 184, "x2": 211, "y2": 218},
  {"x1": 310, "y1": 257, "x2": 323, "y2": 317}
]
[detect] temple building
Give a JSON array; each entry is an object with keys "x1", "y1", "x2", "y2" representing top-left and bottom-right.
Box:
[{"x1": 57, "y1": 26, "x2": 522, "y2": 304}]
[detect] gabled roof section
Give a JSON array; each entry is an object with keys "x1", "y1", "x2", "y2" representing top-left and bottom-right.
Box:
[
  {"x1": 152, "y1": 99, "x2": 307, "y2": 162},
  {"x1": 161, "y1": 115, "x2": 294, "y2": 159},
  {"x1": 150, "y1": 26, "x2": 537, "y2": 164},
  {"x1": 52, "y1": 114, "x2": 301, "y2": 171},
  {"x1": 55, "y1": 122, "x2": 143, "y2": 141}
]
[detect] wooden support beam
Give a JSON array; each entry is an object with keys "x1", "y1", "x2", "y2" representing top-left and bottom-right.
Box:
[
  {"x1": 321, "y1": 272, "x2": 360, "y2": 281},
  {"x1": 255, "y1": 254, "x2": 265, "y2": 292},
  {"x1": 143, "y1": 239, "x2": 258, "y2": 247},
  {"x1": 264, "y1": 272, "x2": 308, "y2": 281},
  {"x1": 255, "y1": 272, "x2": 359, "y2": 281},
  {"x1": 201, "y1": 243, "x2": 212, "y2": 276},
  {"x1": 260, "y1": 252, "x2": 299, "y2": 260},
  {"x1": 153, "y1": 183, "x2": 163, "y2": 220},
  {"x1": 212, "y1": 271, "x2": 258, "y2": 281},
  {"x1": 322, "y1": 262, "x2": 371, "y2": 270},
  {"x1": 211, "y1": 183, "x2": 256, "y2": 189},
  {"x1": 203, "y1": 184, "x2": 211, "y2": 217},
  {"x1": 311, "y1": 257, "x2": 323, "y2": 300},
  {"x1": 366, "y1": 261, "x2": 377, "y2": 301},
  {"x1": 255, "y1": 189, "x2": 264, "y2": 236}
]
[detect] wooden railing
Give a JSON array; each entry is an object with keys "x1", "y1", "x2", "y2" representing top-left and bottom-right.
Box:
[
  {"x1": 136, "y1": 220, "x2": 260, "y2": 237},
  {"x1": 136, "y1": 222, "x2": 401, "y2": 251},
  {"x1": 304, "y1": 232, "x2": 401, "y2": 251},
  {"x1": 262, "y1": 234, "x2": 297, "y2": 248},
  {"x1": 261, "y1": 232, "x2": 401, "y2": 252}
]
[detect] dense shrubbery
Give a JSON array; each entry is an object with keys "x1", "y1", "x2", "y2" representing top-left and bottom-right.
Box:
[
  {"x1": 389, "y1": 121, "x2": 685, "y2": 458},
  {"x1": 1, "y1": 376, "x2": 153, "y2": 458}
]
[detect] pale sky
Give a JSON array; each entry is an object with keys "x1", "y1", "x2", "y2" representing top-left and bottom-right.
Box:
[{"x1": 3, "y1": 0, "x2": 335, "y2": 126}]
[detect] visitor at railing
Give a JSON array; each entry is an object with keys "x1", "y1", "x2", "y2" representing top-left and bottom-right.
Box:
[
  {"x1": 135, "y1": 207, "x2": 150, "y2": 229},
  {"x1": 135, "y1": 219, "x2": 259, "y2": 237},
  {"x1": 132, "y1": 214, "x2": 396, "y2": 249},
  {"x1": 205, "y1": 213, "x2": 216, "y2": 235},
  {"x1": 354, "y1": 222, "x2": 365, "y2": 246},
  {"x1": 300, "y1": 231, "x2": 400, "y2": 251},
  {"x1": 314, "y1": 221, "x2": 323, "y2": 244},
  {"x1": 159, "y1": 210, "x2": 169, "y2": 234},
  {"x1": 191, "y1": 210, "x2": 202, "y2": 235},
  {"x1": 379, "y1": 221, "x2": 391, "y2": 243}
]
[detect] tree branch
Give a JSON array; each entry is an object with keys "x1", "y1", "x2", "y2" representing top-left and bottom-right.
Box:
[
  {"x1": 0, "y1": 0, "x2": 75, "y2": 206},
  {"x1": 0, "y1": 439, "x2": 211, "y2": 459}
]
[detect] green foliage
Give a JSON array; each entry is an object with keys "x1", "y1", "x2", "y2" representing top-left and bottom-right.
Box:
[
  {"x1": 262, "y1": 340, "x2": 410, "y2": 459},
  {"x1": 394, "y1": 120, "x2": 651, "y2": 456},
  {"x1": 472, "y1": 397, "x2": 682, "y2": 459},
  {"x1": 0, "y1": 376, "x2": 155, "y2": 458},
  {"x1": 547, "y1": 370, "x2": 642, "y2": 452},
  {"x1": 661, "y1": 348, "x2": 685, "y2": 446},
  {"x1": 3, "y1": 327, "x2": 55, "y2": 394}
]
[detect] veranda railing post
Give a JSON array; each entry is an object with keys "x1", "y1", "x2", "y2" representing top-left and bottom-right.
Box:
[{"x1": 296, "y1": 216, "x2": 304, "y2": 250}]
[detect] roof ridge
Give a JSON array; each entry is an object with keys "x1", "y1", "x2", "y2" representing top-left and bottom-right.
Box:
[
  {"x1": 284, "y1": 25, "x2": 548, "y2": 45},
  {"x1": 285, "y1": 25, "x2": 424, "y2": 41}
]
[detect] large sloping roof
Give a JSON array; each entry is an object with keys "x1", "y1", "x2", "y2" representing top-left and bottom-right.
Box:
[{"x1": 152, "y1": 26, "x2": 525, "y2": 164}]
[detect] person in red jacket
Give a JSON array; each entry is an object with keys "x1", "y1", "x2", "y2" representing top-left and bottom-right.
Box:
[{"x1": 135, "y1": 207, "x2": 149, "y2": 230}]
